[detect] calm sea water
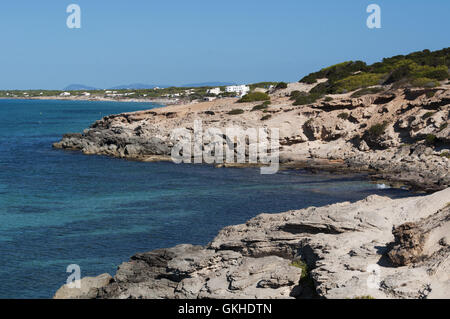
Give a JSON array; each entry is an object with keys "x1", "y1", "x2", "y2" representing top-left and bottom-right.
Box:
[{"x1": 0, "y1": 99, "x2": 412, "y2": 298}]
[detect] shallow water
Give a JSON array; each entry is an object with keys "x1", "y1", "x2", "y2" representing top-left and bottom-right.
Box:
[{"x1": 0, "y1": 99, "x2": 413, "y2": 298}]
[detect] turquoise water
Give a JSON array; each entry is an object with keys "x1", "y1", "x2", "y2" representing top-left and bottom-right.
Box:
[{"x1": 0, "y1": 99, "x2": 412, "y2": 298}]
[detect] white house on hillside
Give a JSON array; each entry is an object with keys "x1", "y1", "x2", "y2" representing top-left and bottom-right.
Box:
[
  {"x1": 60, "y1": 92, "x2": 71, "y2": 96},
  {"x1": 225, "y1": 85, "x2": 250, "y2": 97}
]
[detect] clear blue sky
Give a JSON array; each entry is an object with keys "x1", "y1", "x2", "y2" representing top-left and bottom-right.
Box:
[{"x1": 0, "y1": 0, "x2": 449, "y2": 89}]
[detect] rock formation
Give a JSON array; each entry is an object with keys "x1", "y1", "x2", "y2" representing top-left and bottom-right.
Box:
[
  {"x1": 54, "y1": 188, "x2": 450, "y2": 299},
  {"x1": 53, "y1": 81, "x2": 450, "y2": 299},
  {"x1": 53, "y1": 84, "x2": 450, "y2": 192}
]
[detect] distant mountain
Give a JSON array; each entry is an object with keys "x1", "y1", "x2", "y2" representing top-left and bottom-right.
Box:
[
  {"x1": 109, "y1": 83, "x2": 171, "y2": 90},
  {"x1": 63, "y1": 81, "x2": 238, "y2": 91},
  {"x1": 181, "y1": 82, "x2": 237, "y2": 87},
  {"x1": 64, "y1": 84, "x2": 98, "y2": 91}
]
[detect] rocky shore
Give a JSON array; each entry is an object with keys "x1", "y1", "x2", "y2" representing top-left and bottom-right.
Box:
[
  {"x1": 53, "y1": 82, "x2": 450, "y2": 192},
  {"x1": 53, "y1": 81, "x2": 450, "y2": 299},
  {"x1": 54, "y1": 187, "x2": 450, "y2": 299}
]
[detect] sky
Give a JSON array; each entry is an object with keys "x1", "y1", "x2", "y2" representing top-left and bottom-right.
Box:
[{"x1": 0, "y1": 0, "x2": 449, "y2": 90}]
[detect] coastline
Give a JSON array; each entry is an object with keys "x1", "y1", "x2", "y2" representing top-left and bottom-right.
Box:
[
  {"x1": 55, "y1": 187, "x2": 450, "y2": 299},
  {"x1": 0, "y1": 96, "x2": 180, "y2": 105},
  {"x1": 51, "y1": 81, "x2": 449, "y2": 299},
  {"x1": 52, "y1": 83, "x2": 450, "y2": 192}
]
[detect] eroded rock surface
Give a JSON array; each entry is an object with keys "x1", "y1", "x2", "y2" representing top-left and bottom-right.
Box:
[
  {"x1": 54, "y1": 188, "x2": 450, "y2": 299},
  {"x1": 53, "y1": 85, "x2": 450, "y2": 192}
]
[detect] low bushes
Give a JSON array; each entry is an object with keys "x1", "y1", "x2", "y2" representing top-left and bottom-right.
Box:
[
  {"x1": 251, "y1": 101, "x2": 271, "y2": 111},
  {"x1": 290, "y1": 260, "x2": 308, "y2": 280},
  {"x1": 237, "y1": 92, "x2": 270, "y2": 103},
  {"x1": 292, "y1": 93, "x2": 322, "y2": 105},
  {"x1": 410, "y1": 77, "x2": 439, "y2": 88},
  {"x1": 298, "y1": 48, "x2": 449, "y2": 95},
  {"x1": 337, "y1": 112, "x2": 349, "y2": 120},
  {"x1": 367, "y1": 121, "x2": 389, "y2": 138},
  {"x1": 299, "y1": 61, "x2": 368, "y2": 84},
  {"x1": 275, "y1": 82, "x2": 288, "y2": 90},
  {"x1": 227, "y1": 109, "x2": 245, "y2": 115},
  {"x1": 425, "y1": 134, "x2": 437, "y2": 145},
  {"x1": 261, "y1": 114, "x2": 272, "y2": 121},
  {"x1": 440, "y1": 152, "x2": 450, "y2": 159},
  {"x1": 422, "y1": 112, "x2": 434, "y2": 119},
  {"x1": 332, "y1": 73, "x2": 385, "y2": 94},
  {"x1": 350, "y1": 87, "x2": 384, "y2": 98}
]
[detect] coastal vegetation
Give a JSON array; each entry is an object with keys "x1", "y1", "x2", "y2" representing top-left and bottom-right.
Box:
[
  {"x1": 290, "y1": 260, "x2": 308, "y2": 280},
  {"x1": 301, "y1": 48, "x2": 449, "y2": 94},
  {"x1": 425, "y1": 134, "x2": 437, "y2": 145},
  {"x1": 291, "y1": 92, "x2": 322, "y2": 105},
  {"x1": 422, "y1": 112, "x2": 434, "y2": 119},
  {"x1": 275, "y1": 82, "x2": 288, "y2": 89},
  {"x1": 350, "y1": 87, "x2": 384, "y2": 98},
  {"x1": 237, "y1": 92, "x2": 270, "y2": 103},
  {"x1": 367, "y1": 121, "x2": 389, "y2": 139},
  {"x1": 251, "y1": 101, "x2": 270, "y2": 111},
  {"x1": 227, "y1": 109, "x2": 245, "y2": 115}
]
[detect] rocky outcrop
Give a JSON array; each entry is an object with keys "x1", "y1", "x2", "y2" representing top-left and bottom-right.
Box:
[
  {"x1": 52, "y1": 83, "x2": 449, "y2": 299},
  {"x1": 388, "y1": 204, "x2": 450, "y2": 267},
  {"x1": 53, "y1": 84, "x2": 450, "y2": 192},
  {"x1": 54, "y1": 188, "x2": 450, "y2": 299}
]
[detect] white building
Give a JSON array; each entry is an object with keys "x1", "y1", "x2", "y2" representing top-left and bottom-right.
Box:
[
  {"x1": 207, "y1": 87, "x2": 221, "y2": 95},
  {"x1": 225, "y1": 85, "x2": 250, "y2": 97},
  {"x1": 60, "y1": 92, "x2": 71, "y2": 96}
]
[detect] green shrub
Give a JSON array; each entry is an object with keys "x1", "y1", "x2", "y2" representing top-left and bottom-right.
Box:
[
  {"x1": 422, "y1": 112, "x2": 434, "y2": 119},
  {"x1": 367, "y1": 121, "x2": 389, "y2": 138},
  {"x1": 261, "y1": 114, "x2": 272, "y2": 121},
  {"x1": 411, "y1": 77, "x2": 439, "y2": 88},
  {"x1": 298, "y1": 48, "x2": 450, "y2": 95},
  {"x1": 324, "y1": 96, "x2": 333, "y2": 102},
  {"x1": 299, "y1": 61, "x2": 368, "y2": 84},
  {"x1": 337, "y1": 112, "x2": 349, "y2": 120},
  {"x1": 290, "y1": 90, "x2": 303, "y2": 100},
  {"x1": 238, "y1": 92, "x2": 270, "y2": 103},
  {"x1": 290, "y1": 260, "x2": 308, "y2": 280},
  {"x1": 227, "y1": 109, "x2": 245, "y2": 115},
  {"x1": 439, "y1": 122, "x2": 448, "y2": 131},
  {"x1": 350, "y1": 87, "x2": 384, "y2": 97},
  {"x1": 332, "y1": 73, "x2": 385, "y2": 93},
  {"x1": 275, "y1": 82, "x2": 288, "y2": 89},
  {"x1": 251, "y1": 103, "x2": 269, "y2": 111},
  {"x1": 425, "y1": 90, "x2": 436, "y2": 98},
  {"x1": 440, "y1": 152, "x2": 450, "y2": 159},
  {"x1": 293, "y1": 93, "x2": 322, "y2": 105},
  {"x1": 353, "y1": 296, "x2": 376, "y2": 300},
  {"x1": 425, "y1": 134, "x2": 437, "y2": 145}
]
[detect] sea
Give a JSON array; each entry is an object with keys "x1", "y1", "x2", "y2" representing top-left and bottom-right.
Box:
[{"x1": 0, "y1": 99, "x2": 413, "y2": 298}]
